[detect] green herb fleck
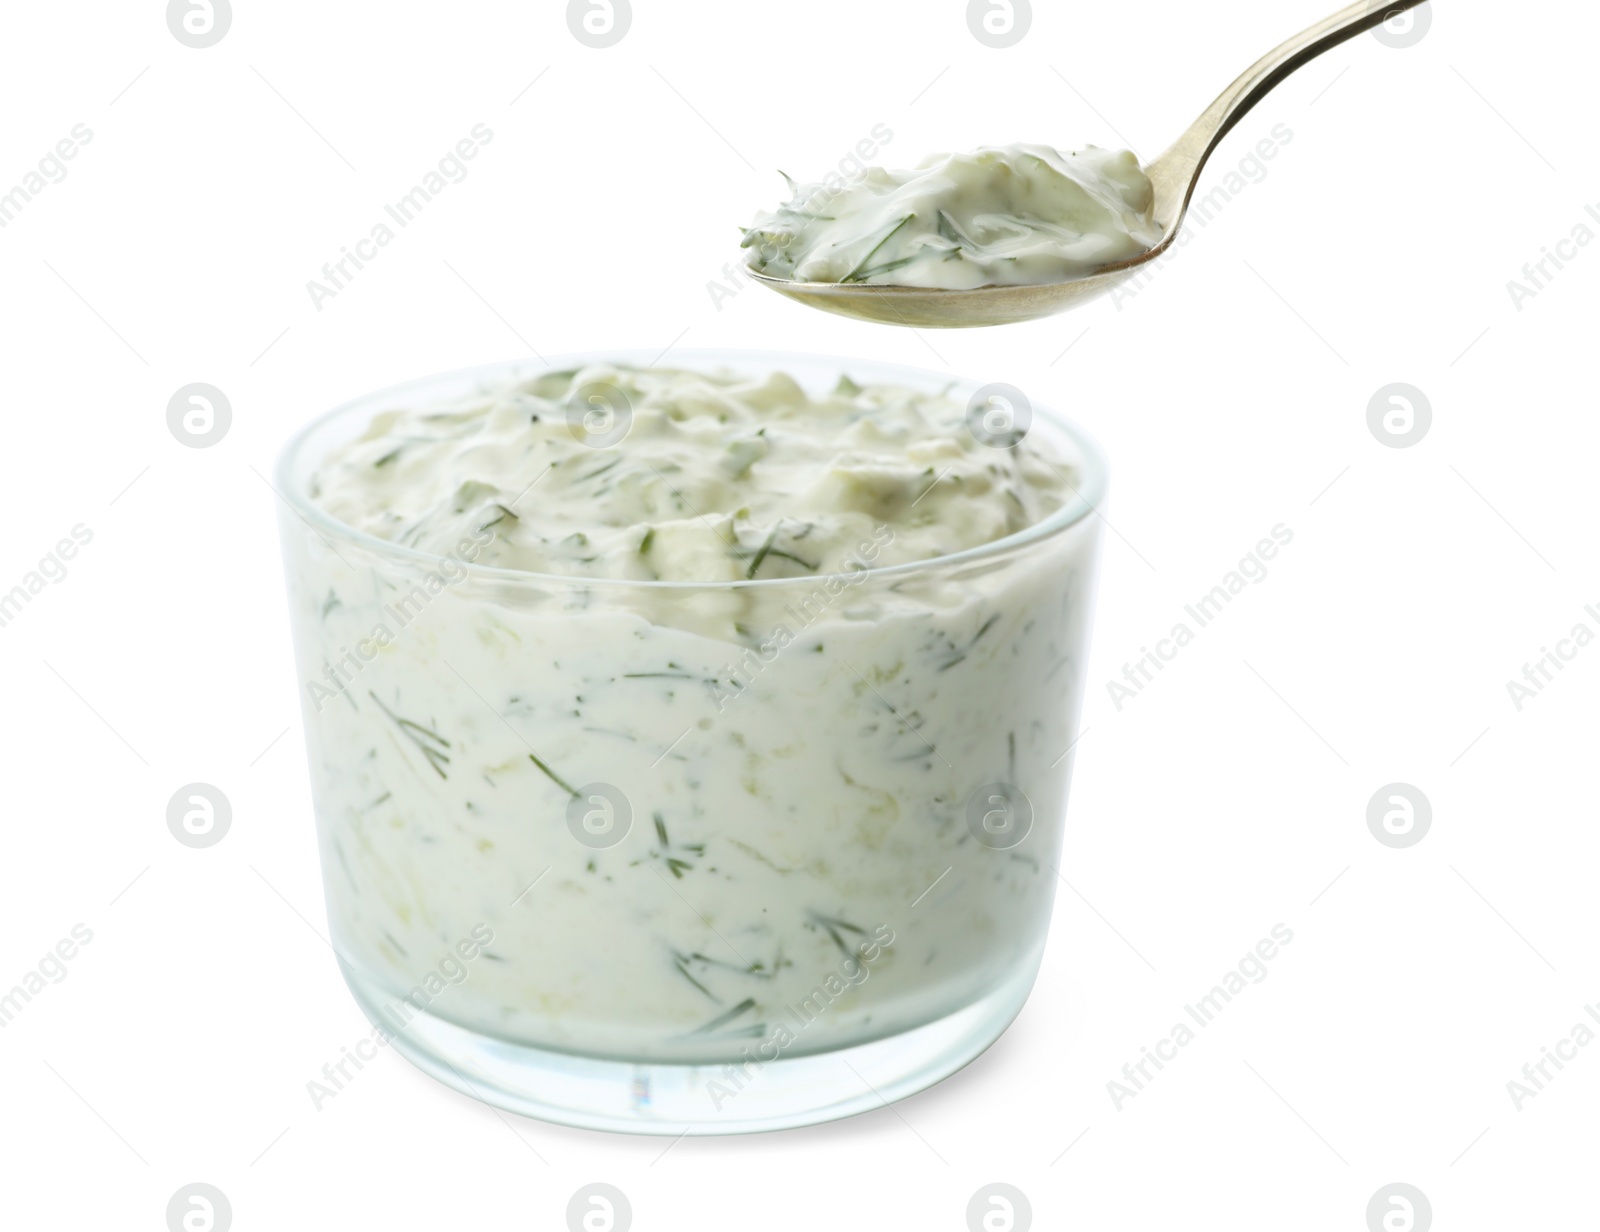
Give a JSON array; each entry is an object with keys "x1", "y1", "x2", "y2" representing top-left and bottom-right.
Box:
[
  {"x1": 478, "y1": 503, "x2": 519, "y2": 533},
  {"x1": 687, "y1": 997, "x2": 764, "y2": 1038},
  {"x1": 577, "y1": 457, "x2": 622, "y2": 483},
  {"x1": 807, "y1": 910, "x2": 867, "y2": 959},
  {"x1": 652, "y1": 812, "x2": 703, "y2": 878},
  {"x1": 527, "y1": 751, "x2": 580, "y2": 799},
  {"x1": 368, "y1": 691, "x2": 451, "y2": 778},
  {"x1": 671, "y1": 950, "x2": 717, "y2": 1000},
  {"x1": 938, "y1": 614, "x2": 1001, "y2": 672},
  {"x1": 849, "y1": 254, "x2": 918, "y2": 282},
  {"x1": 745, "y1": 525, "x2": 780, "y2": 580},
  {"x1": 841, "y1": 214, "x2": 915, "y2": 283}
]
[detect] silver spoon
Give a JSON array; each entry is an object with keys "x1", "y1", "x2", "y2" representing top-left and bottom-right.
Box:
[{"x1": 747, "y1": 0, "x2": 1428, "y2": 329}]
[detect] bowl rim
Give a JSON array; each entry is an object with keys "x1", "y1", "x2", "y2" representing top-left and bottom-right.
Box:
[{"x1": 274, "y1": 349, "x2": 1110, "y2": 591}]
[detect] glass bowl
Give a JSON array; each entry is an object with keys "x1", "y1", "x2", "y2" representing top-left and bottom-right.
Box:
[{"x1": 274, "y1": 350, "x2": 1107, "y2": 1134}]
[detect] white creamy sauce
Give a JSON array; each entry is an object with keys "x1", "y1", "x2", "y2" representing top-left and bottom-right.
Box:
[
  {"x1": 743, "y1": 144, "x2": 1163, "y2": 289},
  {"x1": 285, "y1": 365, "x2": 1100, "y2": 1064},
  {"x1": 312, "y1": 365, "x2": 1070, "y2": 582}
]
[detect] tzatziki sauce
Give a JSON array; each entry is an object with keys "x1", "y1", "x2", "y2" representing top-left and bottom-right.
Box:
[
  {"x1": 281, "y1": 360, "x2": 1103, "y2": 1065},
  {"x1": 743, "y1": 144, "x2": 1163, "y2": 289}
]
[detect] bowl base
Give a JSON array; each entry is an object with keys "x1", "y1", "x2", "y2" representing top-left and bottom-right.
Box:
[{"x1": 337, "y1": 955, "x2": 1039, "y2": 1135}]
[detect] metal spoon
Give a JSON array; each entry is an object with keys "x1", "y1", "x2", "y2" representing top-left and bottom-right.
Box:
[{"x1": 746, "y1": 0, "x2": 1428, "y2": 329}]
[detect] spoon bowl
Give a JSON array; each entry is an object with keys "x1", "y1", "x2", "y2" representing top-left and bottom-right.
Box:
[{"x1": 749, "y1": 0, "x2": 1428, "y2": 328}]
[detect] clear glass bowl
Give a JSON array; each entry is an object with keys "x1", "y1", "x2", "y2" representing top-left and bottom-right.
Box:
[{"x1": 275, "y1": 350, "x2": 1107, "y2": 1134}]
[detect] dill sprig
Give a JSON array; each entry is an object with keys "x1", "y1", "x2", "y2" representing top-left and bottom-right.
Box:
[
  {"x1": 935, "y1": 208, "x2": 976, "y2": 262},
  {"x1": 671, "y1": 950, "x2": 717, "y2": 1000},
  {"x1": 576, "y1": 457, "x2": 622, "y2": 483},
  {"x1": 937, "y1": 614, "x2": 1000, "y2": 672},
  {"x1": 738, "y1": 522, "x2": 819, "y2": 579},
  {"x1": 745, "y1": 524, "x2": 780, "y2": 580},
  {"x1": 687, "y1": 997, "x2": 765, "y2": 1038},
  {"x1": 652, "y1": 812, "x2": 704, "y2": 878},
  {"x1": 477, "y1": 503, "x2": 519, "y2": 533},
  {"x1": 841, "y1": 214, "x2": 915, "y2": 283},
  {"x1": 368, "y1": 691, "x2": 451, "y2": 778},
  {"x1": 806, "y1": 911, "x2": 868, "y2": 960},
  {"x1": 527, "y1": 751, "x2": 580, "y2": 799},
  {"x1": 850, "y1": 255, "x2": 917, "y2": 282}
]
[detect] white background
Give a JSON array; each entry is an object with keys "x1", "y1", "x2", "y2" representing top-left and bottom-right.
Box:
[{"x1": 0, "y1": 0, "x2": 1594, "y2": 1227}]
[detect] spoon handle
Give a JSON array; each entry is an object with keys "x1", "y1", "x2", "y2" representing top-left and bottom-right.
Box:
[{"x1": 1147, "y1": 0, "x2": 1429, "y2": 229}]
